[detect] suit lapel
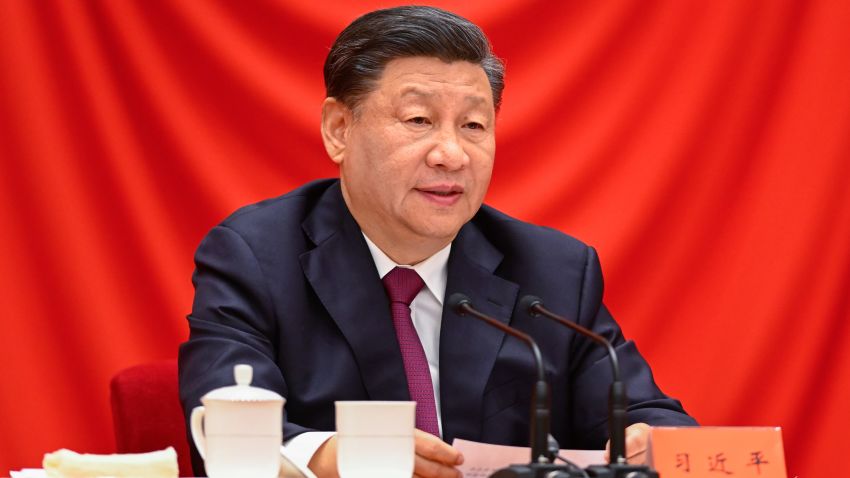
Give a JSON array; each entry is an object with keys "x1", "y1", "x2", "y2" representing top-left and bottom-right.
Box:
[
  {"x1": 299, "y1": 183, "x2": 409, "y2": 401},
  {"x1": 439, "y1": 221, "x2": 519, "y2": 443},
  {"x1": 299, "y1": 184, "x2": 520, "y2": 436}
]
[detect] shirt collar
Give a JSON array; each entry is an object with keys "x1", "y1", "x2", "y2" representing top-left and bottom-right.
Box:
[{"x1": 363, "y1": 233, "x2": 450, "y2": 306}]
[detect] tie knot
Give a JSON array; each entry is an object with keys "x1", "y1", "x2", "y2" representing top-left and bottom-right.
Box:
[{"x1": 382, "y1": 267, "x2": 425, "y2": 306}]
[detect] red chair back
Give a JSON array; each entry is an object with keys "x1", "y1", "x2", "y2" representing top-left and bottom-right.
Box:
[{"x1": 110, "y1": 359, "x2": 192, "y2": 476}]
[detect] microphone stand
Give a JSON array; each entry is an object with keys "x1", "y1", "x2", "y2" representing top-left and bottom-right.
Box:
[
  {"x1": 449, "y1": 294, "x2": 581, "y2": 478},
  {"x1": 520, "y1": 296, "x2": 659, "y2": 478}
]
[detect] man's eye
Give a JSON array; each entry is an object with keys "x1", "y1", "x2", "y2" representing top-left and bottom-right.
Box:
[
  {"x1": 464, "y1": 122, "x2": 485, "y2": 130},
  {"x1": 407, "y1": 117, "x2": 429, "y2": 125}
]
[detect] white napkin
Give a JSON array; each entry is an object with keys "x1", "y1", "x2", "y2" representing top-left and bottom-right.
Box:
[
  {"x1": 10, "y1": 470, "x2": 47, "y2": 478},
  {"x1": 14, "y1": 446, "x2": 312, "y2": 478},
  {"x1": 41, "y1": 447, "x2": 178, "y2": 478},
  {"x1": 279, "y1": 446, "x2": 317, "y2": 478}
]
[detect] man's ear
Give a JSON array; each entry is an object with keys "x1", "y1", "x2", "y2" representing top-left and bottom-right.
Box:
[{"x1": 321, "y1": 97, "x2": 352, "y2": 165}]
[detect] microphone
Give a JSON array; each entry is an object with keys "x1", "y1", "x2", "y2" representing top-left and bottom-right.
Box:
[
  {"x1": 447, "y1": 293, "x2": 552, "y2": 467},
  {"x1": 519, "y1": 295, "x2": 658, "y2": 478},
  {"x1": 449, "y1": 294, "x2": 593, "y2": 478}
]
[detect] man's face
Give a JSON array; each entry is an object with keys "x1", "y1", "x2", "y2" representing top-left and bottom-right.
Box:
[{"x1": 331, "y1": 56, "x2": 496, "y2": 259}]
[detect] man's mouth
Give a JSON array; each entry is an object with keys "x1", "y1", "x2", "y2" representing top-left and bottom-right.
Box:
[
  {"x1": 427, "y1": 190, "x2": 458, "y2": 196},
  {"x1": 416, "y1": 185, "x2": 464, "y2": 205},
  {"x1": 417, "y1": 184, "x2": 463, "y2": 194}
]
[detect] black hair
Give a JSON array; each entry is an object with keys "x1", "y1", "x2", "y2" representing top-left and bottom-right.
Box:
[{"x1": 324, "y1": 6, "x2": 505, "y2": 111}]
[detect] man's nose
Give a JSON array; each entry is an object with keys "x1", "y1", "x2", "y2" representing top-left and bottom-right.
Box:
[{"x1": 425, "y1": 127, "x2": 469, "y2": 171}]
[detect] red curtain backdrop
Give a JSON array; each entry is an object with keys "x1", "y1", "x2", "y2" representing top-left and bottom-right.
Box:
[{"x1": 2, "y1": 1, "x2": 848, "y2": 476}]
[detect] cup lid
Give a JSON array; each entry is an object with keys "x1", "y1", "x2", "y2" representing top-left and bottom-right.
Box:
[{"x1": 201, "y1": 364, "x2": 283, "y2": 402}]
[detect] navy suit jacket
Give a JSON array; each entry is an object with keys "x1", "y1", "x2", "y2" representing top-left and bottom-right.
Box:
[{"x1": 179, "y1": 179, "x2": 695, "y2": 473}]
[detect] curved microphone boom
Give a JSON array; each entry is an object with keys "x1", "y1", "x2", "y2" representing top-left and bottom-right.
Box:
[
  {"x1": 518, "y1": 295, "x2": 627, "y2": 466},
  {"x1": 447, "y1": 293, "x2": 552, "y2": 467},
  {"x1": 518, "y1": 296, "x2": 660, "y2": 478}
]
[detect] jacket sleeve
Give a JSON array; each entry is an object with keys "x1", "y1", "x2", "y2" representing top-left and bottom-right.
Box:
[
  {"x1": 567, "y1": 246, "x2": 697, "y2": 448},
  {"x1": 178, "y1": 225, "x2": 314, "y2": 475}
]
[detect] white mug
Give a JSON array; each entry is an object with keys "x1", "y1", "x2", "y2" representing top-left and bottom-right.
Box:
[
  {"x1": 335, "y1": 401, "x2": 416, "y2": 478},
  {"x1": 190, "y1": 365, "x2": 284, "y2": 478}
]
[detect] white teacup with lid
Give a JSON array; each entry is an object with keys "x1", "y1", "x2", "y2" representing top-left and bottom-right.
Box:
[{"x1": 190, "y1": 364, "x2": 284, "y2": 478}]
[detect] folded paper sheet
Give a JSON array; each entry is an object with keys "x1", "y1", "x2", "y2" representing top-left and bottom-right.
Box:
[{"x1": 42, "y1": 447, "x2": 178, "y2": 478}]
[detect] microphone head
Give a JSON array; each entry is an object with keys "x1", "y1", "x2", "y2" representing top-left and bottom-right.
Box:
[
  {"x1": 447, "y1": 293, "x2": 472, "y2": 314},
  {"x1": 519, "y1": 295, "x2": 544, "y2": 316}
]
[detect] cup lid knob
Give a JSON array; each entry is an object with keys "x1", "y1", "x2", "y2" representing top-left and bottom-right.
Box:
[
  {"x1": 234, "y1": 364, "x2": 253, "y2": 386},
  {"x1": 200, "y1": 363, "x2": 283, "y2": 402}
]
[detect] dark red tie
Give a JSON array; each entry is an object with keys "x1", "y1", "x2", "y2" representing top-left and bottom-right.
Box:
[{"x1": 382, "y1": 267, "x2": 440, "y2": 437}]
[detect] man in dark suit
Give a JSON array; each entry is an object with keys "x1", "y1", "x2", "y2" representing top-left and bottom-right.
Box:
[{"x1": 179, "y1": 6, "x2": 696, "y2": 478}]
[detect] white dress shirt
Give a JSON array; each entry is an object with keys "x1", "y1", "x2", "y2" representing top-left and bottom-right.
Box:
[{"x1": 282, "y1": 234, "x2": 451, "y2": 470}]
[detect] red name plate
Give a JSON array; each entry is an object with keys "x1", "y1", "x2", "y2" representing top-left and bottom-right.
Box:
[{"x1": 648, "y1": 426, "x2": 787, "y2": 477}]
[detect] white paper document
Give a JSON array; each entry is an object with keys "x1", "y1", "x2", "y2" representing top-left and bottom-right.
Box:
[{"x1": 452, "y1": 439, "x2": 605, "y2": 477}]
